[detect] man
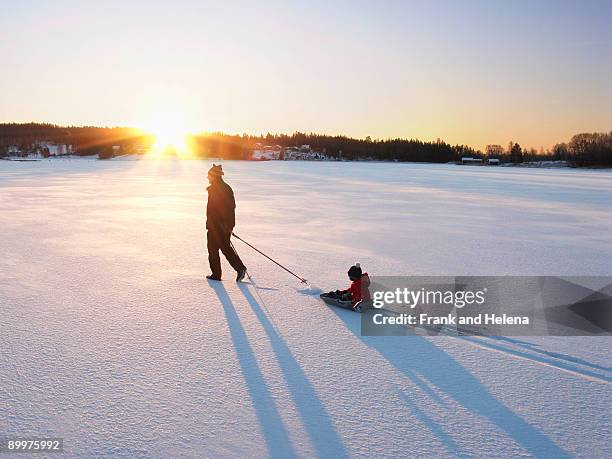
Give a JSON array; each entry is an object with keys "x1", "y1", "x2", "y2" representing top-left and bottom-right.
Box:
[{"x1": 206, "y1": 164, "x2": 247, "y2": 281}]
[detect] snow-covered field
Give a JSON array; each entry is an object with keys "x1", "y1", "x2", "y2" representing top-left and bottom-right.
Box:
[{"x1": 1, "y1": 158, "x2": 611, "y2": 458}]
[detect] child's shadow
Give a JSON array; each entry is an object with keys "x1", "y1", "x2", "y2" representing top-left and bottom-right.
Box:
[{"x1": 330, "y1": 306, "x2": 570, "y2": 458}]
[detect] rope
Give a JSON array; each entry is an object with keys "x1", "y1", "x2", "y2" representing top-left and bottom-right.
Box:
[{"x1": 231, "y1": 232, "x2": 308, "y2": 284}]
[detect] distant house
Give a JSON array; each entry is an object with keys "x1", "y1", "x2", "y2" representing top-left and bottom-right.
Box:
[
  {"x1": 283, "y1": 146, "x2": 333, "y2": 161},
  {"x1": 283, "y1": 147, "x2": 300, "y2": 160},
  {"x1": 462, "y1": 157, "x2": 483, "y2": 165},
  {"x1": 252, "y1": 145, "x2": 281, "y2": 160},
  {"x1": 488, "y1": 158, "x2": 500, "y2": 165},
  {"x1": 37, "y1": 141, "x2": 73, "y2": 156}
]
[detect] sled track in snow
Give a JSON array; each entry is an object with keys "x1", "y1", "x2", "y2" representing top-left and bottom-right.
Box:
[
  {"x1": 375, "y1": 308, "x2": 611, "y2": 384},
  {"x1": 334, "y1": 302, "x2": 609, "y2": 384},
  {"x1": 459, "y1": 336, "x2": 611, "y2": 384}
]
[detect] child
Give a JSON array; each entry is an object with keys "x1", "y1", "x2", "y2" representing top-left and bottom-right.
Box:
[{"x1": 326, "y1": 263, "x2": 371, "y2": 312}]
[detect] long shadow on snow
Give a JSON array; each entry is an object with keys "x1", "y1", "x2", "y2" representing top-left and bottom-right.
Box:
[
  {"x1": 330, "y1": 306, "x2": 570, "y2": 458},
  {"x1": 210, "y1": 281, "x2": 297, "y2": 459},
  {"x1": 393, "y1": 384, "x2": 467, "y2": 458},
  {"x1": 239, "y1": 283, "x2": 349, "y2": 459}
]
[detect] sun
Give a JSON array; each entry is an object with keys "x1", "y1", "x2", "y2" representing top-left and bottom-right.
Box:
[
  {"x1": 152, "y1": 122, "x2": 188, "y2": 152},
  {"x1": 143, "y1": 109, "x2": 194, "y2": 157}
]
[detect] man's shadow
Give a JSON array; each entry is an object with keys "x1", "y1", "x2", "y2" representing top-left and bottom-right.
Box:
[
  {"x1": 238, "y1": 283, "x2": 348, "y2": 459},
  {"x1": 211, "y1": 281, "x2": 348, "y2": 458},
  {"x1": 329, "y1": 306, "x2": 570, "y2": 458},
  {"x1": 210, "y1": 281, "x2": 296, "y2": 458}
]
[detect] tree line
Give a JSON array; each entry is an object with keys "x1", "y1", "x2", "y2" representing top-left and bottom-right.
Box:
[
  {"x1": 190, "y1": 132, "x2": 480, "y2": 163},
  {"x1": 1, "y1": 123, "x2": 610, "y2": 166},
  {"x1": 0, "y1": 123, "x2": 152, "y2": 157},
  {"x1": 485, "y1": 134, "x2": 612, "y2": 167}
]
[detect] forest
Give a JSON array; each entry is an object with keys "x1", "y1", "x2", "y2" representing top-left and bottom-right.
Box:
[{"x1": 1, "y1": 123, "x2": 610, "y2": 166}]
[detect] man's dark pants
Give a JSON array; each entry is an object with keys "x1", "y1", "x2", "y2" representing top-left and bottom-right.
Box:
[{"x1": 207, "y1": 229, "x2": 245, "y2": 278}]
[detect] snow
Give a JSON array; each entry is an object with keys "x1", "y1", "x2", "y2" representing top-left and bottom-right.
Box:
[{"x1": 1, "y1": 158, "x2": 611, "y2": 458}]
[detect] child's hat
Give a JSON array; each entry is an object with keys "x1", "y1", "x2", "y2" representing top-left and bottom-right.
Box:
[{"x1": 348, "y1": 262, "x2": 362, "y2": 279}]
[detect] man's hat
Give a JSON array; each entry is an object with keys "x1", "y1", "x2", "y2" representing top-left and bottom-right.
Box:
[{"x1": 208, "y1": 164, "x2": 224, "y2": 176}]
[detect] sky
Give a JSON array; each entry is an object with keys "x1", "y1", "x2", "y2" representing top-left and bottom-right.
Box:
[{"x1": 1, "y1": 0, "x2": 611, "y2": 150}]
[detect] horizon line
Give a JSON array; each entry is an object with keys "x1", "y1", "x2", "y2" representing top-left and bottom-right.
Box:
[{"x1": 2, "y1": 120, "x2": 606, "y2": 152}]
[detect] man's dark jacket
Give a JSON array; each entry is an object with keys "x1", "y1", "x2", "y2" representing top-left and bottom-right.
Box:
[{"x1": 206, "y1": 179, "x2": 236, "y2": 232}]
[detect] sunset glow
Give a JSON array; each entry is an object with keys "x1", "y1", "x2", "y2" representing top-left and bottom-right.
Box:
[
  {"x1": 144, "y1": 108, "x2": 194, "y2": 156},
  {"x1": 1, "y1": 1, "x2": 610, "y2": 150}
]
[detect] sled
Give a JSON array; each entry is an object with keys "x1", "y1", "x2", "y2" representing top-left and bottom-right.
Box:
[{"x1": 320, "y1": 293, "x2": 370, "y2": 312}]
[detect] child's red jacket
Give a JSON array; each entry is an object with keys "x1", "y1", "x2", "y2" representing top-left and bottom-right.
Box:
[{"x1": 348, "y1": 273, "x2": 371, "y2": 304}]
